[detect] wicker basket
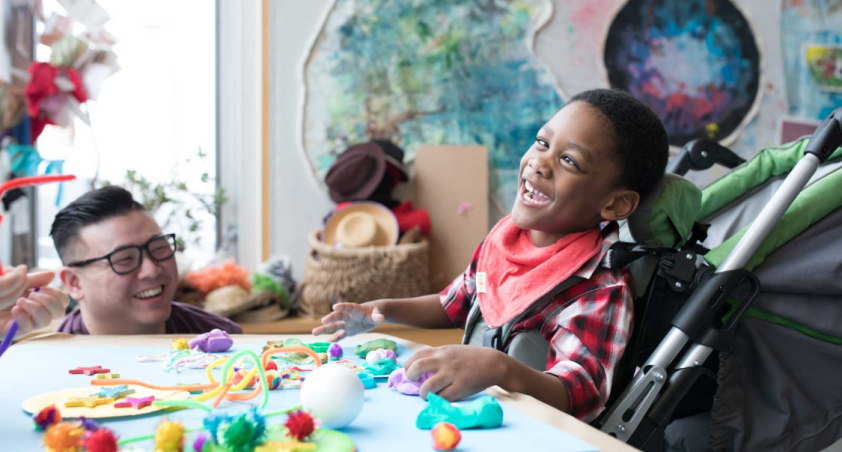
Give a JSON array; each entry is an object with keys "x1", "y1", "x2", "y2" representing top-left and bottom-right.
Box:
[{"x1": 300, "y1": 230, "x2": 431, "y2": 316}]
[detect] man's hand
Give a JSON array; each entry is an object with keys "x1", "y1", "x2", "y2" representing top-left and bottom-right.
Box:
[
  {"x1": 312, "y1": 302, "x2": 385, "y2": 342},
  {"x1": 404, "y1": 345, "x2": 509, "y2": 401}
]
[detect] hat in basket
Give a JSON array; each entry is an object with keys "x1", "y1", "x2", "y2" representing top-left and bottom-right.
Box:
[
  {"x1": 325, "y1": 140, "x2": 409, "y2": 203},
  {"x1": 323, "y1": 202, "x2": 399, "y2": 248}
]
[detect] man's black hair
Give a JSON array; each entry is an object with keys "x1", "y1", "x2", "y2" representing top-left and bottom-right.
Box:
[
  {"x1": 50, "y1": 185, "x2": 145, "y2": 263},
  {"x1": 568, "y1": 89, "x2": 669, "y2": 200}
]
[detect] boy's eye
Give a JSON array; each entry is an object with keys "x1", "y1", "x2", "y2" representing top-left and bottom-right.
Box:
[
  {"x1": 562, "y1": 155, "x2": 580, "y2": 169},
  {"x1": 535, "y1": 138, "x2": 549, "y2": 148}
]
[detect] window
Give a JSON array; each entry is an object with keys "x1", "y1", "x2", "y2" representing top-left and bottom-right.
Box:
[{"x1": 33, "y1": 0, "x2": 217, "y2": 269}]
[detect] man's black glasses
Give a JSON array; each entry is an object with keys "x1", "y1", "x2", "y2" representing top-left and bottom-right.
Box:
[{"x1": 67, "y1": 234, "x2": 177, "y2": 275}]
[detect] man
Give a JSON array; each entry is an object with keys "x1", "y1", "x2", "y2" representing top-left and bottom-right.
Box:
[{"x1": 52, "y1": 186, "x2": 242, "y2": 334}]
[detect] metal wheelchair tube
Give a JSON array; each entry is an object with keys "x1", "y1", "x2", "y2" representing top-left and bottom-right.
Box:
[{"x1": 642, "y1": 328, "x2": 689, "y2": 369}]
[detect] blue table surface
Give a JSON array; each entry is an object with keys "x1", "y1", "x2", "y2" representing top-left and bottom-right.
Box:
[{"x1": 0, "y1": 339, "x2": 597, "y2": 452}]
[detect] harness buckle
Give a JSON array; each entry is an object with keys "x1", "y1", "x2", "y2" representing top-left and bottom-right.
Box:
[{"x1": 482, "y1": 327, "x2": 504, "y2": 351}]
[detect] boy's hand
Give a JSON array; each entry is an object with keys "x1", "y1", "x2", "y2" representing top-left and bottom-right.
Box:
[
  {"x1": 404, "y1": 345, "x2": 508, "y2": 401},
  {"x1": 312, "y1": 302, "x2": 385, "y2": 342},
  {"x1": 0, "y1": 266, "x2": 55, "y2": 310},
  {"x1": 0, "y1": 286, "x2": 70, "y2": 338}
]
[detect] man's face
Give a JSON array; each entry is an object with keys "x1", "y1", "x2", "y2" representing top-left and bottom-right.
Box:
[
  {"x1": 63, "y1": 210, "x2": 178, "y2": 334},
  {"x1": 512, "y1": 101, "x2": 622, "y2": 245}
]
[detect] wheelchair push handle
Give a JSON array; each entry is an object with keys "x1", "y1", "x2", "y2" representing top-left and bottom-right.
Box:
[
  {"x1": 805, "y1": 106, "x2": 842, "y2": 164},
  {"x1": 667, "y1": 139, "x2": 746, "y2": 176}
]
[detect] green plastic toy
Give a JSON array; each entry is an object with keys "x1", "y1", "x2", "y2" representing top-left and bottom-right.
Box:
[
  {"x1": 354, "y1": 339, "x2": 397, "y2": 358},
  {"x1": 416, "y1": 394, "x2": 504, "y2": 430},
  {"x1": 306, "y1": 342, "x2": 331, "y2": 353}
]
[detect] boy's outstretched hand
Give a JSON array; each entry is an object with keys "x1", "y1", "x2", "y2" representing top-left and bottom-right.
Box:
[
  {"x1": 404, "y1": 345, "x2": 508, "y2": 401},
  {"x1": 312, "y1": 302, "x2": 385, "y2": 342},
  {"x1": 0, "y1": 267, "x2": 70, "y2": 338}
]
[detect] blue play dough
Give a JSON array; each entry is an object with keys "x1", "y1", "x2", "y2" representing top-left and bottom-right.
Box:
[
  {"x1": 356, "y1": 372, "x2": 376, "y2": 389},
  {"x1": 1, "y1": 342, "x2": 597, "y2": 452}
]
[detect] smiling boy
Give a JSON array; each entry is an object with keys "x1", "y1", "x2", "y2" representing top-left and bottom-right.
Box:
[{"x1": 314, "y1": 89, "x2": 668, "y2": 421}]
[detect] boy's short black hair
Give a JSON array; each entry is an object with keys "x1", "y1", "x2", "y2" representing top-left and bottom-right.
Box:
[
  {"x1": 568, "y1": 89, "x2": 669, "y2": 200},
  {"x1": 50, "y1": 185, "x2": 146, "y2": 263}
]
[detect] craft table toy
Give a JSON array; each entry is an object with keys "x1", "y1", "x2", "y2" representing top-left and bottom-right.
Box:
[{"x1": 1, "y1": 334, "x2": 633, "y2": 451}]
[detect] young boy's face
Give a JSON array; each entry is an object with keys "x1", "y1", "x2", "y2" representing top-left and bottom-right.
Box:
[{"x1": 512, "y1": 101, "x2": 630, "y2": 245}]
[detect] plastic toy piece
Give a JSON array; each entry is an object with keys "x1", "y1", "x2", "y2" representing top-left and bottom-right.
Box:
[
  {"x1": 172, "y1": 337, "x2": 190, "y2": 351},
  {"x1": 364, "y1": 357, "x2": 398, "y2": 376},
  {"x1": 33, "y1": 404, "x2": 62, "y2": 430},
  {"x1": 69, "y1": 365, "x2": 110, "y2": 376},
  {"x1": 189, "y1": 329, "x2": 233, "y2": 353},
  {"x1": 94, "y1": 373, "x2": 120, "y2": 380},
  {"x1": 64, "y1": 396, "x2": 115, "y2": 408},
  {"x1": 327, "y1": 343, "x2": 343, "y2": 360},
  {"x1": 155, "y1": 419, "x2": 185, "y2": 452},
  {"x1": 388, "y1": 369, "x2": 431, "y2": 396},
  {"x1": 416, "y1": 394, "x2": 504, "y2": 430},
  {"x1": 84, "y1": 427, "x2": 119, "y2": 452},
  {"x1": 432, "y1": 422, "x2": 461, "y2": 451},
  {"x1": 114, "y1": 396, "x2": 155, "y2": 409},
  {"x1": 43, "y1": 421, "x2": 85, "y2": 452},
  {"x1": 90, "y1": 385, "x2": 135, "y2": 400},
  {"x1": 357, "y1": 372, "x2": 376, "y2": 389},
  {"x1": 255, "y1": 440, "x2": 317, "y2": 452},
  {"x1": 354, "y1": 339, "x2": 397, "y2": 358},
  {"x1": 306, "y1": 342, "x2": 331, "y2": 353}
]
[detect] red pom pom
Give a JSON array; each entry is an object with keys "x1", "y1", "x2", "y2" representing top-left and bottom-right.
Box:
[
  {"x1": 265, "y1": 360, "x2": 278, "y2": 371},
  {"x1": 34, "y1": 404, "x2": 62, "y2": 430},
  {"x1": 284, "y1": 410, "x2": 316, "y2": 441},
  {"x1": 85, "y1": 428, "x2": 119, "y2": 452}
]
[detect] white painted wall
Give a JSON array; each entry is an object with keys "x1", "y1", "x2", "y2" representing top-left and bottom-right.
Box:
[{"x1": 267, "y1": 0, "x2": 333, "y2": 280}]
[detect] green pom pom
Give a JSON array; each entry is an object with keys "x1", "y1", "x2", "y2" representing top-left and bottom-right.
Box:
[{"x1": 221, "y1": 417, "x2": 255, "y2": 449}]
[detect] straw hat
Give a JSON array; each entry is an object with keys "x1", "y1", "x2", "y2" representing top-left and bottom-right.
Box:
[{"x1": 323, "y1": 202, "x2": 399, "y2": 248}]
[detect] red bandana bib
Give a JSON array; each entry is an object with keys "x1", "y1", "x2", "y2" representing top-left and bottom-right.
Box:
[{"x1": 477, "y1": 215, "x2": 603, "y2": 328}]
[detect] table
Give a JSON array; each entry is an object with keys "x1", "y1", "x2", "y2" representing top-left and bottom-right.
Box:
[
  {"x1": 1, "y1": 333, "x2": 639, "y2": 451},
  {"x1": 240, "y1": 316, "x2": 464, "y2": 347}
]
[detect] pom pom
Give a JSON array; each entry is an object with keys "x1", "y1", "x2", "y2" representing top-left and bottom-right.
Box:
[
  {"x1": 193, "y1": 433, "x2": 208, "y2": 452},
  {"x1": 43, "y1": 422, "x2": 84, "y2": 452},
  {"x1": 264, "y1": 360, "x2": 278, "y2": 371},
  {"x1": 78, "y1": 417, "x2": 99, "y2": 432},
  {"x1": 84, "y1": 428, "x2": 118, "y2": 452},
  {"x1": 172, "y1": 338, "x2": 189, "y2": 350},
  {"x1": 262, "y1": 370, "x2": 281, "y2": 389},
  {"x1": 284, "y1": 410, "x2": 316, "y2": 441},
  {"x1": 328, "y1": 343, "x2": 343, "y2": 360},
  {"x1": 232, "y1": 368, "x2": 257, "y2": 388},
  {"x1": 431, "y1": 422, "x2": 461, "y2": 451},
  {"x1": 155, "y1": 419, "x2": 185, "y2": 452},
  {"x1": 33, "y1": 404, "x2": 62, "y2": 430}
]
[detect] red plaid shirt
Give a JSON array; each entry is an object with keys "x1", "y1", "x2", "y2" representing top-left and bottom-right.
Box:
[{"x1": 439, "y1": 223, "x2": 633, "y2": 422}]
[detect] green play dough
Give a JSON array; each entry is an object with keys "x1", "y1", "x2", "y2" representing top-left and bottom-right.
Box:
[
  {"x1": 364, "y1": 358, "x2": 398, "y2": 376},
  {"x1": 354, "y1": 339, "x2": 398, "y2": 358},
  {"x1": 416, "y1": 394, "x2": 504, "y2": 430}
]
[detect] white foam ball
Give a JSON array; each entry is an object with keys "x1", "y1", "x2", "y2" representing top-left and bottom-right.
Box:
[
  {"x1": 365, "y1": 350, "x2": 382, "y2": 365},
  {"x1": 300, "y1": 363, "x2": 364, "y2": 428}
]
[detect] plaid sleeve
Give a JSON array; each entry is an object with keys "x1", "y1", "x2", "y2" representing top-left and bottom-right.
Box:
[
  {"x1": 543, "y1": 270, "x2": 634, "y2": 423},
  {"x1": 438, "y1": 242, "x2": 483, "y2": 329}
]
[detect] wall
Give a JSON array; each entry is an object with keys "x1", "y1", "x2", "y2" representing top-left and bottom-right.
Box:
[{"x1": 267, "y1": 0, "x2": 333, "y2": 280}]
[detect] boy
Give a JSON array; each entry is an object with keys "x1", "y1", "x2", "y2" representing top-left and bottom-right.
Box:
[
  {"x1": 314, "y1": 89, "x2": 669, "y2": 422},
  {"x1": 51, "y1": 186, "x2": 242, "y2": 335}
]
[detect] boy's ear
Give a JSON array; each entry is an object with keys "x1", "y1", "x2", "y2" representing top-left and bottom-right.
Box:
[
  {"x1": 59, "y1": 267, "x2": 85, "y2": 302},
  {"x1": 601, "y1": 189, "x2": 640, "y2": 222}
]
